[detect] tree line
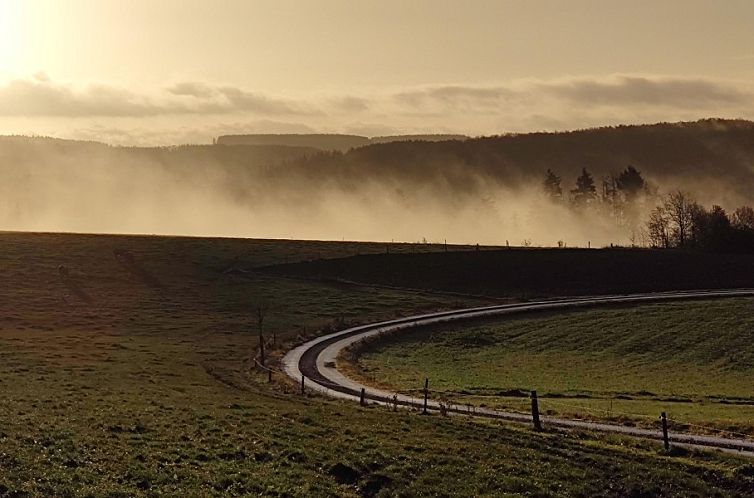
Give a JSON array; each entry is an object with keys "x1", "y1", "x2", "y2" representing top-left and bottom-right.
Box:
[
  {"x1": 646, "y1": 193, "x2": 754, "y2": 251},
  {"x1": 543, "y1": 166, "x2": 754, "y2": 252}
]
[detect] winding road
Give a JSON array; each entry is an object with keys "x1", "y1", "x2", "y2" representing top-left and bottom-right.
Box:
[{"x1": 282, "y1": 289, "x2": 754, "y2": 456}]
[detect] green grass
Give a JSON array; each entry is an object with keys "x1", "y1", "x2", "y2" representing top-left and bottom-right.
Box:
[
  {"x1": 1, "y1": 232, "x2": 754, "y2": 496},
  {"x1": 354, "y1": 299, "x2": 754, "y2": 435}
]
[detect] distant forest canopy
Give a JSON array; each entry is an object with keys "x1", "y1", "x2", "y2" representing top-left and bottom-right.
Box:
[
  {"x1": 215, "y1": 133, "x2": 469, "y2": 151},
  {"x1": 216, "y1": 118, "x2": 754, "y2": 209},
  {"x1": 1, "y1": 118, "x2": 754, "y2": 245},
  {"x1": 276, "y1": 118, "x2": 754, "y2": 208}
]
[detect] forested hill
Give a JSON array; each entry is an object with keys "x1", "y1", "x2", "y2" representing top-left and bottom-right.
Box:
[
  {"x1": 3, "y1": 119, "x2": 754, "y2": 208},
  {"x1": 215, "y1": 133, "x2": 469, "y2": 151},
  {"x1": 0, "y1": 136, "x2": 319, "y2": 167},
  {"x1": 288, "y1": 119, "x2": 754, "y2": 206},
  {"x1": 2, "y1": 120, "x2": 754, "y2": 241}
]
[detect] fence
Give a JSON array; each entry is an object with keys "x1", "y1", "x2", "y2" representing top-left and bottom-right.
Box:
[{"x1": 251, "y1": 360, "x2": 754, "y2": 452}]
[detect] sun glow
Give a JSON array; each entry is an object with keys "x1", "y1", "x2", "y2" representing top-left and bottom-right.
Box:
[{"x1": 0, "y1": 0, "x2": 24, "y2": 73}]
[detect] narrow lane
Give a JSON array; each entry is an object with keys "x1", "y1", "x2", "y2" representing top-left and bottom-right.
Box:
[{"x1": 282, "y1": 289, "x2": 754, "y2": 456}]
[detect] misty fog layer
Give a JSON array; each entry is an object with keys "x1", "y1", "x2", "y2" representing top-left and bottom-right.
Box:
[{"x1": 2, "y1": 120, "x2": 754, "y2": 247}]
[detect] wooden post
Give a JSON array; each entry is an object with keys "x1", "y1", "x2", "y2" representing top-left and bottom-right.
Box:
[
  {"x1": 661, "y1": 412, "x2": 670, "y2": 451},
  {"x1": 531, "y1": 390, "x2": 542, "y2": 430},
  {"x1": 422, "y1": 378, "x2": 429, "y2": 415},
  {"x1": 258, "y1": 330, "x2": 265, "y2": 367},
  {"x1": 300, "y1": 375, "x2": 305, "y2": 395},
  {"x1": 393, "y1": 394, "x2": 398, "y2": 412},
  {"x1": 360, "y1": 387, "x2": 366, "y2": 406}
]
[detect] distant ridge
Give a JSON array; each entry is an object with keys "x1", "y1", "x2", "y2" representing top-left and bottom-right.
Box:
[
  {"x1": 4, "y1": 118, "x2": 754, "y2": 207},
  {"x1": 369, "y1": 134, "x2": 468, "y2": 145},
  {"x1": 215, "y1": 133, "x2": 469, "y2": 151}
]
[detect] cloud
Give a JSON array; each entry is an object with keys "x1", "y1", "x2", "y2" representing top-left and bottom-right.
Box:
[
  {"x1": 1, "y1": 73, "x2": 754, "y2": 143},
  {"x1": 541, "y1": 75, "x2": 751, "y2": 108},
  {"x1": 394, "y1": 85, "x2": 516, "y2": 108},
  {"x1": 330, "y1": 96, "x2": 370, "y2": 112},
  {"x1": 392, "y1": 75, "x2": 753, "y2": 114},
  {"x1": 0, "y1": 76, "x2": 315, "y2": 117},
  {"x1": 214, "y1": 86, "x2": 312, "y2": 115},
  {"x1": 166, "y1": 81, "x2": 215, "y2": 99},
  {"x1": 0, "y1": 76, "x2": 160, "y2": 117}
]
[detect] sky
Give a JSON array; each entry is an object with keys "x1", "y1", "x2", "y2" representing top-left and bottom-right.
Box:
[{"x1": 1, "y1": 0, "x2": 754, "y2": 145}]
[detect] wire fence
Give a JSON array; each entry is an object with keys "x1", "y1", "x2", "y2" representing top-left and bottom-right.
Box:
[{"x1": 249, "y1": 357, "x2": 754, "y2": 446}]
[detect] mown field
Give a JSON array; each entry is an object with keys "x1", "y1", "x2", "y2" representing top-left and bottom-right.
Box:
[
  {"x1": 352, "y1": 298, "x2": 754, "y2": 436},
  {"x1": 2, "y1": 232, "x2": 754, "y2": 496}
]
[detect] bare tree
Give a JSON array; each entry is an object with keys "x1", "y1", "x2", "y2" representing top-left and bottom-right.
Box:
[
  {"x1": 664, "y1": 191, "x2": 695, "y2": 247},
  {"x1": 732, "y1": 206, "x2": 754, "y2": 230},
  {"x1": 647, "y1": 206, "x2": 670, "y2": 248}
]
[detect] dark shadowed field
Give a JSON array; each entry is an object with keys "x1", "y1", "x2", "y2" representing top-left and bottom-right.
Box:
[{"x1": 262, "y1": 248, "x2": 754, "y2": 298}]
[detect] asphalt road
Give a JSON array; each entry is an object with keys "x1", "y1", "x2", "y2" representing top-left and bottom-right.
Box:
[{"x1": 282, "y1": 289, "x2": 754, "y2": 456}]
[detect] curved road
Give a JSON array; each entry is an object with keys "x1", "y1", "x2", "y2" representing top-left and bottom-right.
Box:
[{"x1": 282, "y1": 289, "x2": 754, "y2": 456}]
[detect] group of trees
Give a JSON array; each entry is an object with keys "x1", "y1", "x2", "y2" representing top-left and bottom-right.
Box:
[
  {"x1": 646, "y1": 192, "x2": 754, "y2": 251},
  {"x1": 544, "y1": 165, "x2": 646, "y2": 206},
  {"x1": 543, "y1": 165, "x2": 649, "y2": 231},
  {"x1": 542, "y1": 166, "x2": 754, "y2": 252}
]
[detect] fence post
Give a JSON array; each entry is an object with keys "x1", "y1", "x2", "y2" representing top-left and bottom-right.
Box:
[
  {"x1": 393, "y1": 394, "x2": 398, "y2": 412},
  {"x1": 360, "y1": 387, "x2": 366, "y2": 406},
  {"x1": 531, "y1": 390, "x2": 542, "y2": 430},
  {"x1": 661, "y1": 412, "x2": 670, "y2": 451},
  {"x1": 258, "y1": 330, "x2": 265, "y2": 367},
  {"x1": 268, "y1": 367, "x2": 272, "y2": 383},
  {"x1": 301, "y1": 375, "x2": 305, "y2": 395},
  {"x1": 423, "y1": 378, "x2": 429, "y2": 415}
]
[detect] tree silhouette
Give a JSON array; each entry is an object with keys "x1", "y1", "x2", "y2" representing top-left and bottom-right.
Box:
[
  {"x1": 646, "y1": 192, "x2": 754, "y2": 251},
  {"x1": 647, "y1": 206, "x2": 670, "y2": 248},
  {"x1": 664, "y1": 191, "x2": 695, "y2": 247},
  {"x1": 571, "y1": 168, "x2": 597, "y2": 206},
  {"x1": 616, "y1": 165, "x2": 646, "y2": 202},
  {"x1": 543, "y1": 169, "x2": 562, "y2": 200},
  {"x1": 732, "y1": 206, "x2": 754, "y2": 230}
]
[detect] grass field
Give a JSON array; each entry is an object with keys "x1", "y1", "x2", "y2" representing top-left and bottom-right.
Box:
[
  {"x1": 2, "y1": 232, "x2": 754, "y2": 496},
  {"x1": 352, "y1": 298, "x2": 754, "y2": 436},
  {"x1": 263, "y1": 248, "x2": 754, "y2": 298}
]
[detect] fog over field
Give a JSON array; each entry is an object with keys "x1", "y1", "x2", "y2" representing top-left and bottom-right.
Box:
[
  {"x1": 0, "y1": 142, "x2": 578, "y2": 245},
  {"x1": 2, "y1": 119, "x2": 754, "y2": 246}
]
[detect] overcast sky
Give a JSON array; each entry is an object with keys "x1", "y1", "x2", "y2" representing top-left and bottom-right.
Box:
[{"x1": 1, "y1": 0, "x2": 754, "y2": 144}]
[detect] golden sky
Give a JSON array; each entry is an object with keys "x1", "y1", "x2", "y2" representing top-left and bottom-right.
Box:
[{"x1": 1, "y1": 0, "x2": 754, "y2": 144}]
